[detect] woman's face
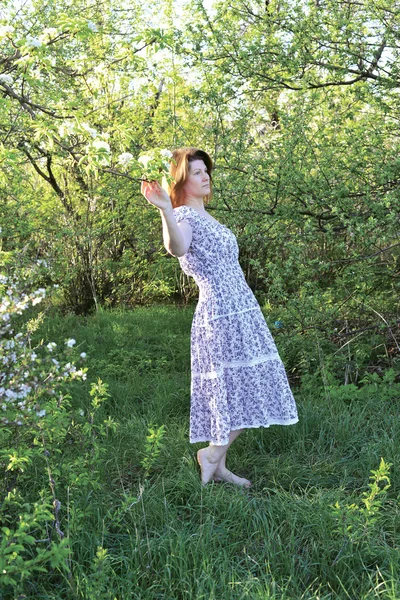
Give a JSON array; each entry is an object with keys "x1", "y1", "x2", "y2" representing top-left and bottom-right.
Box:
[{"x1": 183, "y1": 159, "x2": 211, "y2": 200}]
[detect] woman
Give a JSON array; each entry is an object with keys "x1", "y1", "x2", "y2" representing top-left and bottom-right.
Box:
[{"x1": 141, "y1": 147, "x2": 298, "y2": 488}]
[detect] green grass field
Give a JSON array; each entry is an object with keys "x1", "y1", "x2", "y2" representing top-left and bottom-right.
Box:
[{"x1": 3, "y1": 305, "x2": 400, "y2": 599}]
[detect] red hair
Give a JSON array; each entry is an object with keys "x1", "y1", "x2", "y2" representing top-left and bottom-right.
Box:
[{"x1": 168, "y1": 147, "x2": 213, "y2": 208}]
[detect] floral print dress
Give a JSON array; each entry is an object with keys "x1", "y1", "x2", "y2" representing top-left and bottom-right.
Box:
[{"x1": 173, "y1": 204, "x2": 298, "y2": 446}]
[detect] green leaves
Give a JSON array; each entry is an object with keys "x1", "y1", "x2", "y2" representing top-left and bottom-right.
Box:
[{"x1": 141, "y1": 423, "x2": 166, "y2": 477}]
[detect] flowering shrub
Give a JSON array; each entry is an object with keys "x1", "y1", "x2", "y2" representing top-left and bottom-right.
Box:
[
  {"x1": 0, "y1": 272, "x2": 118, "y2": 592},
  {"x1": 0, "y1": 275, "x2": 87, "y2": 428}
]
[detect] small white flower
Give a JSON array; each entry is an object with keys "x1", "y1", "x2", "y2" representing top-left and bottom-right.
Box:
[
  {"x1": 79, "y1": 409, "x2": 85, "y2": 416},
  {"x1": 138, "y1": 154, "x2": 152, "y2": 168},
  {"x1": 81, "y1": 122, "x2": 98, "y2": 138},
  {"x1": 80, "y1": 352, "x2": 87, "y2": 358},
  {"x1": 66, "y1": 339, "x2": 76, "y2": 348},
  {"x1": 53, "y1": 284, "x2": 59, "y2": 288},
  {"x1": 31, "y1": 352, "x2": 37, "y2": 361},
  {"x1": 87, "y1": 21, "x2": 98, "y2": 32},
  {"x1": 25, "y1": 35, "x2": 42, "y2": 48},
  {"x1": 0, "y1": 74, "x2": 13, "y2": 85},
  {"x1": 40, "y1": 27, "x2": 58, "y2": 40},
  {"x1": 16, "y1": 301, "x2": 28, "y2": 311},
  {"x1": 0, "y1": 275, "x2": 6, "y2": 284},
  {"x1": 59, "y1": 121, "x2": 75, "y2": 137},
  {"x1": 0, "y1": 25, "x2": 14, "y2": 38},
  {"x1": 92, "y1": 139, "x2": 110, "y2": 152},
  {"x1": 47, "y1": 342, "x2": 57, "y2": 351},
  {"x1": 52, "y1": 358, "x2": 60, "y2": 367},
  {"x1": 160, "y1": 149, "x2": 173, "y2": 159},
  {"x1": 118, "y1": 152, "x2": 133, "y2": 167},
  {"x1": 32, "y1": 296, "x2": 43, "y2": 306},
  {"x1": 36, "y1": 409, "x2": 46, "y2": 417},
  {"x1": 75, "y1": 370, "x2": 87, "y2": 380}
]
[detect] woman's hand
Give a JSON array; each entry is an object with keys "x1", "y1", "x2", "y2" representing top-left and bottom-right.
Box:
[{"x1": 140, "y1": 180, "x2": 173, "y2": 213}]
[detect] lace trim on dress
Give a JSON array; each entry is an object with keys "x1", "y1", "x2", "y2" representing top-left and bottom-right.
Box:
[
  {"x1": 210, "y1": 306, "x2": 259, "y2": 321},
  {"x1": 197, "y1": 306, "x2": 260, "y2": 325},
  {"x1": 192, "y1": 352, "x2": 280, "y2": 380}
]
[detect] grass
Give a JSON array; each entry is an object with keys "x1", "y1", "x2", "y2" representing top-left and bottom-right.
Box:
[{"x1": 3, "y1": 304, "x2": 400, "y2": 599}]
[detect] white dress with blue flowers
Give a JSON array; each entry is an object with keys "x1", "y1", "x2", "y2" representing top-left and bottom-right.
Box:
[{"x1": 173, "y1": 205, "x2": 298, "y2": 446}]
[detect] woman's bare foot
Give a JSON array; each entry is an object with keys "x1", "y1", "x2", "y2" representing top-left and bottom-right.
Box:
[
  {"x1": 212, "y1": 468, "x2": 252, "y2": 488},
  {"x1": 197, "y1": 448, "x2": 219, "y2": 485}
]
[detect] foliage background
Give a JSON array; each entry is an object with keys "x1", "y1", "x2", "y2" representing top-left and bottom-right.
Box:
[
  {"x1": 1, "y1": 0, "x2": 399, "y2": 381},
  {"x1": 0, "y1": 0, "x2": 399, "y2": 597}
]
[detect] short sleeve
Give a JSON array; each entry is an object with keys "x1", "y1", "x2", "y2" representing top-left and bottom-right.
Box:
[{"x1": 173, "y1": 205, "x2": 197, "y2": 229}]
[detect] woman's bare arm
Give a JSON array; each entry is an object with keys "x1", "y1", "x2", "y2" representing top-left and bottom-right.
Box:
[
  {"x1": 160, "y1": 206, "x2": 193, "y2": 257},
  {"x1": 140, "y1": 180, "x2": 192, "y2": 257}
]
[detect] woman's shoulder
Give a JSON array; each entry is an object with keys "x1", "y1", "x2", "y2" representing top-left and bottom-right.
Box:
[
  {"x1": 173, "y1": 204, "x2": 196, "y2": 226},
  {"x1": 173, "y1": 204, "x2": 190, "y2": 213}
]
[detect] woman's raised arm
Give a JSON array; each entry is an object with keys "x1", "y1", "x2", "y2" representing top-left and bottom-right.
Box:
[{"x1": 140, "y1": 180, "x2": 192, "y2": 257}]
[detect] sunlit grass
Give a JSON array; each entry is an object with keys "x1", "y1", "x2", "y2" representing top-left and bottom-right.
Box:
[{"x1": 17, "y1": 305, "x2": 400, "y2": 598}]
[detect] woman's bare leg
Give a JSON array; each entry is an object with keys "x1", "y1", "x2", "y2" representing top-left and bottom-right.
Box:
[
  {"x1": 213, "y1": 430, "x2": 251, "y2": 486},
  {"x1": 197, "y1": 429, "x2": 251, "y2": 487},
  {"x1": 213, "y1": 429, "x2": 242, "y2": 474}
]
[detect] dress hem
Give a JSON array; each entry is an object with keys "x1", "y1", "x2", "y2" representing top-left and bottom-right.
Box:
[{"x1": 189, "y1": 416, "x2": 299, "y2": 446}]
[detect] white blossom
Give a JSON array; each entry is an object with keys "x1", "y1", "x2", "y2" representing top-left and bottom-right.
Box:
[
  {"x1": 25, "y1": 35, "x2": 42, "y2": 48},
  {"x1": 93, "y1": 139, "x2": 110, "y2": 152},
  {"x1": 87, "y1": 21, "x2": 98, "y2": 32},
  {"x1": 0, "y1": 74, "x2": 13, "y2": 85},
  {"x1": 59, "y1": 121, "x2": 76, "y2": 137},
  {"x1": 160, "y1": 149, "x2": 173, "y2": 159},
  {"x1": 138, "y1": 154, "x2": 152, "y2": 168},
  {"x1": 74, "y1": 369, "x2": 87, "y2": 380},
  {"x1": 0, "y1": 25, "x2": 14, "y2": 38},
  {"x1": 80, "y1": 352, "x2": 87, "y2": 358},
  {"x1": 40, "y1": 27, "x2": 58, "y2": 40},
  {"x1": 66, "y1": 339, "x2": 76, "y2": 348},
  {"x1": 36, "y1": 409, "x2": 46, "y2": 417},
  {"x1": 81, "y1": 123, "x2": 98, "y2": 138},
  {"x1": 47, "y1": 342, "x2": 57, "y2": 352},
  {"x1": 118, "y1": 152, "x2": 133, "y2": 167}
]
